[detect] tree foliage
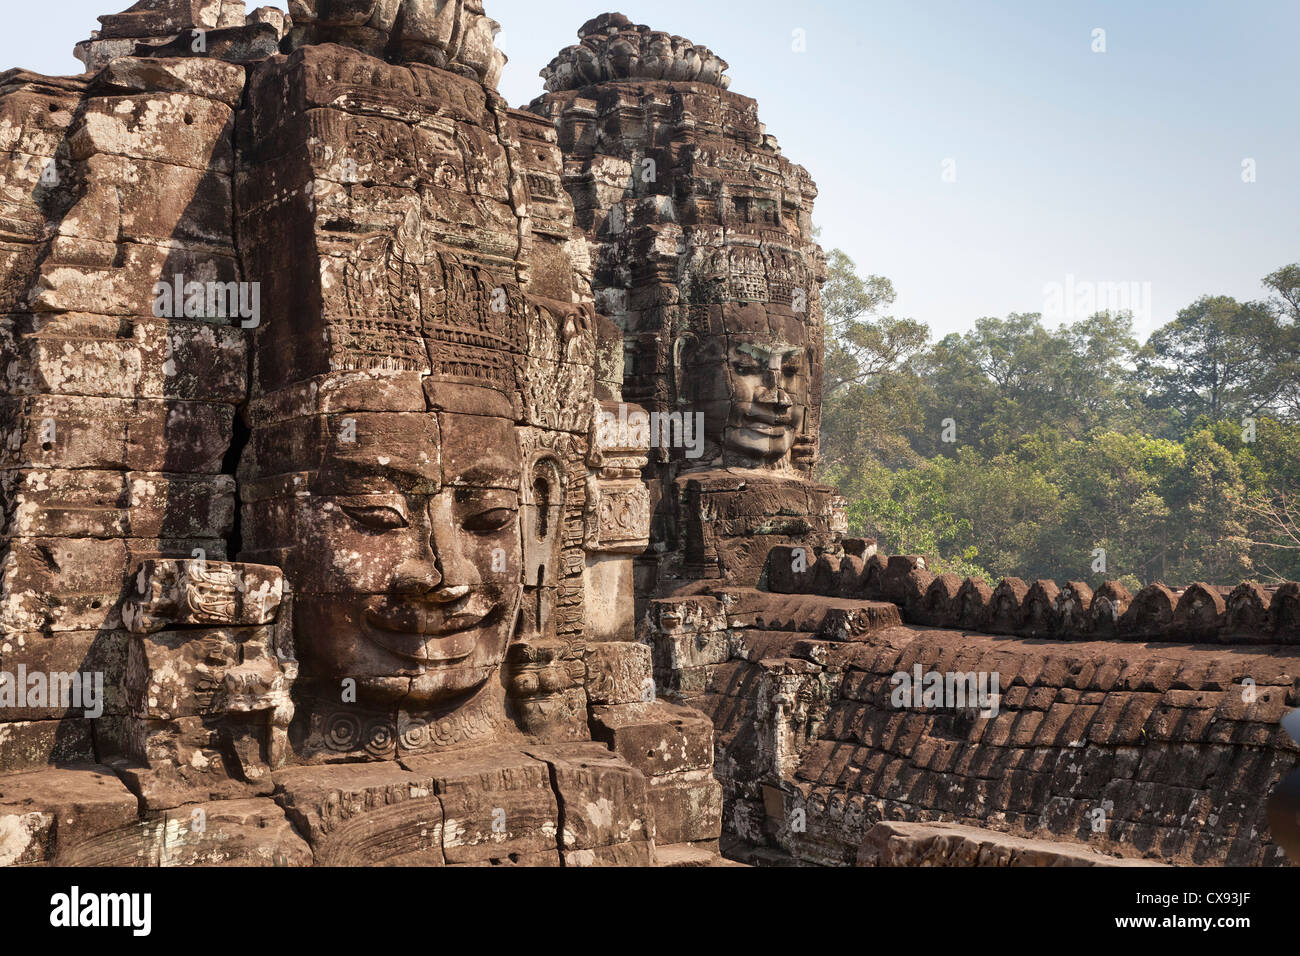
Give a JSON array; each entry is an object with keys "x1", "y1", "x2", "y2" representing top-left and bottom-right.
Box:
[{"x1": 818, "y1": 253, "x2": 1300, "y2": 586}]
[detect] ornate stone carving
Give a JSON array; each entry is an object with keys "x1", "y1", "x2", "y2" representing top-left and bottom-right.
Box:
[
  {"x1": 541, "y1": 13, "x2": 731, "y2": 92},
  {"x1": 123, "y1": 558, "x2": 283, "y2": 632},
  {"x1": 0, "y1": 0, "x2": 836, "y2": 870},
  {"x1": 533, "y1": 16, "x2": 833, "y2": 607},
  {"x1": 584, "y1": 399, "x2": 651, "y2": 554}
]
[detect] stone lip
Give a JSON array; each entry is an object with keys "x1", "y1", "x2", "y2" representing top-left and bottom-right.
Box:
[
  {"x1": 131, "y1": 21, "x2": 282, "y2": 64},
  {"x1": 78, "y1": 2, "x2": 509, "y2": 86},
  {"x1": 541, "y1": 11, "x2": 731, "y2": 93},
  {"x1": 95, "y1": 0, "x2": 248, "y2": 40}
]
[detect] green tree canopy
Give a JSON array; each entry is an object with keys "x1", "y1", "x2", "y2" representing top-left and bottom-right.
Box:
[{"x1": 817, "y1": 254, "x2": 1300, "y2": 588}]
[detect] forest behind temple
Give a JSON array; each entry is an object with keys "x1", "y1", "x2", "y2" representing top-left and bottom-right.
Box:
[{"x1": 818, "y1": 254, "x2": 1300, "y2": 590}]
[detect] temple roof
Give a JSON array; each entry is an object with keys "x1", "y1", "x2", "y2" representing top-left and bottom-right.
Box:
[{"x1": 541, "y1": 12, "x2": 731, "y2": 93}]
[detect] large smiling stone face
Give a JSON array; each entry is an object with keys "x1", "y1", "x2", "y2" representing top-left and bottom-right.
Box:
[
  {"x1": 287, "y1": 397, "x2": 523, "y2": 711},
  {"x1": 230, "y1": 35, "x2": 599, "y2": 754}
]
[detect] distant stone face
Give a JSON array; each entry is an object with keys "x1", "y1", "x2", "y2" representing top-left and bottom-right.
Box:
[
  {"x1": 533, "y1": 15, "x2": 825, "y2": 472},
  {"x1": 687, "y1": 303, "x2": 813, "y2": 469}
]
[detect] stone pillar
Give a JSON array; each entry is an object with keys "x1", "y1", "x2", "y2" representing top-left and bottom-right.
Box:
[{"x1": 583, "y1": 399, "x2": 651, "y2": 642}]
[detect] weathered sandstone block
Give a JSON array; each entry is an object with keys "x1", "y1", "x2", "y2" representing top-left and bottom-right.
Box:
[
  {"x1": 646, "y1": 768, "x2": 723, "y2": 845},
  {"x1": 527, "y1": 742, "x2": 652, "y2": 857},
  {"x1": 583, "y1": 642, "x2": 653, "y2": 705},
  {"x1": 2, "y1": 470, "x2": 235, "y2": 540},
  {"x1": 402, "y1": 748, "x2": 560, "y2": 866},
  {"x1": 0, "y1": 764, "x2": 138, "y2": 865},
  {"x1": 123, "y1": 559, "x2": 282, "y2": 633},
  {"x1": 591, "y1": 700, "x2": 715, "y2": 778},
  {"x1": 274, "y1": 761, "x2": 445, "y2": 866}
]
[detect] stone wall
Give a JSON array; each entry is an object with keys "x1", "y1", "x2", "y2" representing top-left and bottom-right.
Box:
[
  {"x1": 766, "y1": 549, "x2": 1300, "y2": 645},
  {"x1": 0, "y1": 53, "x2": 248, "y2": 773},
  {"x1": 644, "y1": 565, "x2": 1299, "y2": 866}
]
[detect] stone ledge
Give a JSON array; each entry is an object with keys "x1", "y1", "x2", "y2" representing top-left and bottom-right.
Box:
[{"x1": 856, "y1": 820, "x2": 1167, "y2": 867}]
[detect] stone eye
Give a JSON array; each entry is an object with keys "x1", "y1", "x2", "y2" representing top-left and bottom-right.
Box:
[
  {"x1": 463, "y1": 508, "x2": 515, "y2": 534},
  {"x1": 341, "y1": 504, "x2": 408, "y2": 531}
]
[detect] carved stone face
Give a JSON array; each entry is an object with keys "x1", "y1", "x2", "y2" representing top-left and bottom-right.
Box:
[
  {"x1": 688, "y1": 303, "x2": 811, "y2": 467},
  {"x1": 293, "y1": 405, "x2": 523, "y2": 711},
  {"x1": 719, "y1": 339, "x2": 807, "y2": 461}
]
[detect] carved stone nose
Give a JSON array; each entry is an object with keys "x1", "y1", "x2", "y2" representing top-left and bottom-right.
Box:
[{"x1": 393, "y1": 559, "x2": 443, "y2": 594}]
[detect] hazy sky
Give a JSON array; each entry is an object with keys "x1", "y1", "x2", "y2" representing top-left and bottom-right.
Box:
[{"x1": 6, "y1": 0, "x2": 1297, "y2": 340}]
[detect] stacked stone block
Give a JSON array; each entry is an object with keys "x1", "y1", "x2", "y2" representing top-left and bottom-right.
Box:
[
  {"x1": 774, "y1": 629, "x2": 1298, "y2": 866},
  {"x1": 0, "y1": 55, "x2": 247, "y2": 772}
]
